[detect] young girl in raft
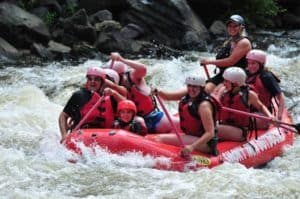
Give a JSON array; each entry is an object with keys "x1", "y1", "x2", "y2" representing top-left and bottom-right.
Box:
[{"x1": 113, "y1": 99, "x2": 148, "y2": 136}]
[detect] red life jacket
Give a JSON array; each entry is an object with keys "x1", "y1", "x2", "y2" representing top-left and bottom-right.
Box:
[
  {"x1": 220, "y1": 88, "x2": 250, "y2": 127},
  {"x1": 127, "y1": 86, "x2": 156, "y2": 116},
  {"x1": 80, "y1": 93, "x2": 115, "y2": 128},
  {"x1": 248, "y1": 75, "x2": 273, "y2": 108},
  {"x1": 123, "y1": 72, "x2": 156, "y2": 116},
  {"x1": 179, "y1": 95, "x2": 215, "y2": 136}
]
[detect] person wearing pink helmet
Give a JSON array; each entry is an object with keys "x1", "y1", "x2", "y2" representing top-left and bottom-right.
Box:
[
  {"x1": 58, "y1": 67, "x2": 125, "y2": 143},
  {"x1": 109, "y1": 52, "x2": 179, "y2": 134},
  {"x1": 103, "y1": 68, "x2": 128, "y2": 97},
  {"x1": 113, "y1": 100, "x2": 148, "y2": 135},
  {"x1": 215, "y1": 67, "x2": 274, "y2": 141},
  {"x1": 200, "y1": 14, "x2": 252, "y2": 94},
  {"x1": 104, "y1": 68, "x2": 120, "y2": 84},
  {"x1": 153, "y1": 75, "x2": 218, "y2": 157},
  {"x1": 109, "y1": 60, "x2": 128, "y2": 75},
  {"x1": 246, "y1": 49, "x2": 284, "y2": 124}
]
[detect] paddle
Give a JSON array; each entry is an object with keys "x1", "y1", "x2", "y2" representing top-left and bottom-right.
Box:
[
  {"x1": 155, "y1": 94, "x2": 185, "y2": 147},
  {"x1": 201, "y1": 64, "x2": 210, "y2": 79},
  {"x1": 109, "y1": 59, "x2": 115, "y2": 69},
  {"x1": 154, "y1": 94, "x2": 193, "y2": 160},
  {"x1": 221, "y1": 105, "x2": 300, "y2": 134},
  {"x1": 73, "y1": 92, "x2": 103, "y2": 131}
]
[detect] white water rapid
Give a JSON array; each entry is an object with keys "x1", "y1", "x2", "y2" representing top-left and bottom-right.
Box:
[{"x1": 0, "y1": 47, "x2": 299, "y2": 198}]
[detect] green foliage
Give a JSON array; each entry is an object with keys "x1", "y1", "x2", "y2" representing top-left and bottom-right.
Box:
[
  {"x1": 43, "y1": 11, "x2": 57, "y2": 27},
  {"x1": 223, "y1": 0, "x2": 286, "y2": 28},
  {"x1": 17, "y1": 0, "x2": 57, "y2": 27}
]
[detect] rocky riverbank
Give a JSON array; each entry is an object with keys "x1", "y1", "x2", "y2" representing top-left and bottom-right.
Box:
[{"x1": 0, "y1": 0, "x2": 300, "y2": 65}]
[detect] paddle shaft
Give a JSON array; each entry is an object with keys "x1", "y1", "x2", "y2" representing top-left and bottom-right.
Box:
[
  {"x1": 74, "y1": 93, "x2": 103, "y2": 131},
  {"x1": 109, "y1": 59, "x2": 115, "y2": 69},
  {"x1": 222, "y1": 106, "x2": 299, "y2": 133},
  {"x1": 202, "y1": 64, "x2": 210, "y2": 79},
  {"x1": 155, "y1": 95, "x2": 185, "y2": 148}
]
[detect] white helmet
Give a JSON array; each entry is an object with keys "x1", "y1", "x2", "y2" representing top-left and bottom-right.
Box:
[
  {"x1": 223, "y1": 67, "x2": 246, "y2": 86},
  {"x1": 104, "y1": 68, "x2": 120, "y2": 84},
  {"x1": 185, "y1": 75, "x2": 206, "y2": 87}
]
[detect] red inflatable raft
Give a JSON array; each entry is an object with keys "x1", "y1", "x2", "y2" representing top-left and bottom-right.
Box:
[{"x1": 64, "y1": 109, "x2": 295, "y2": 172}]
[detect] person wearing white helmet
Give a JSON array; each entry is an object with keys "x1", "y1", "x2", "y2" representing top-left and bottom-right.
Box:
[
  {"x1": 246, "y1": 49, "x2": 284, "y2": 122},
  {"x1": 215, "y1": 67, "x2": 274, "y2": 141},
  {"x1": 58, "y1": 66, "x2": 125, "y2": 143},
  {"x1": 110, "y1": 52, "x2": 178, "y2": 134},
  {"x1": 153, "y1": 75, "x2": 218, "y2": 156},
  {"x1": 200, "y1": 14, "x2": 252, "y2": 93}
]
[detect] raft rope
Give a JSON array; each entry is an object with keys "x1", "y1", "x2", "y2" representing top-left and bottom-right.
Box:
[{"x1": 221, "y1": 128, "x2": 286, "y2": 163}]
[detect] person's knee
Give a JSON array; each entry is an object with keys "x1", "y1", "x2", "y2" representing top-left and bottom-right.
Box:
[
  {"x1": 155, "y1": 117, "x2": 170, "y2": 131},
  {"x1": 205, "y1": 83, "x2": 216, "y2": 94},
  {"x1": 154, "y1": 135, "x2": 164, "y2": 143}
]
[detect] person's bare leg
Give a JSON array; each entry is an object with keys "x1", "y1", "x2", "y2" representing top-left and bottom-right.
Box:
[
  {"x1": 217, "y1": 124, "x2": 245, "y2": 141},
  {"x1": 155, "y1": 134, "x2": 211, "y2": 153},
  {"x1": 155, "y1": 115, "x2": 180, "y2": 133},
  {"x1": 255, "y1": 119, "x2": 270, "y2": 129},
  {"x1": 155, "y1": 134, "x2": 181, "y2": 145}
]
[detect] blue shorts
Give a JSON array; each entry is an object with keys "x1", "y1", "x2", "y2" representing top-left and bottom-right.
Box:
[{"x1": 143, "y1": 110, "x2": 164, "y2": 133}]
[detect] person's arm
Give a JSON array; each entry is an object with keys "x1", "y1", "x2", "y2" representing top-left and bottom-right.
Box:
[
  {"x1": 103, "y1": 87, "x2": 126, "y2": 102},
  {"x1": 104, "y1": 78, "x2": 128, "y2": 97},
  {"x1": 181, "y1": 101, "x2": 215, "y2": 155},
  {"x1": 201, "y1": 38, "x2": 251, "y2": 67},
  {"x1": 111, "y1": 52, "x2": 147, "y2": 79},
  {"x1": 260, "y1": 71, "x2": 284, "y2": 120},
  {"x1": 214, "y1": 85, "x2": 226, "y2": 102},
  {"x1": 155, "y1": 87, "x2": 187, "y2": 101},
  {"x1": 249, "y1": 91, "x2": 273, "y2": 118},
  {"x1": 276, "y1": 92, "x2": 285, "y2": 120},
  {"x1": 58, "y1": 111, "x2": 70, "y2": 143},
  {"x1": 133, "y1": 116, "x2": 148, "y2": 136}
]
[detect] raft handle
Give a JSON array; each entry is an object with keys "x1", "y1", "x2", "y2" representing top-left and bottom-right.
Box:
[{"x1": 109, "y1": 131, "x2": 116, "y2": 136}]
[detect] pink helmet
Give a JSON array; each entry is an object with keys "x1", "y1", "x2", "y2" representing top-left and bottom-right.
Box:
[
  {"x1": 104, "y1": 68, "x2": 120, "y2": 84},
  {"x1": 246, "y1": 49, "x2": 267, "y2": 65},
  {"x1": 111, "y1": 61, "x2": 128, "y2": 74},
  {"x1": 86, "y1": 67, "x2": 106, "y2": 79}
]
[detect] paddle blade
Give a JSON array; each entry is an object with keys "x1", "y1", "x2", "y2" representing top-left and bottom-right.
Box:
[{"x1": 294, "y1": 123, "x2": 300, "y2": 133}]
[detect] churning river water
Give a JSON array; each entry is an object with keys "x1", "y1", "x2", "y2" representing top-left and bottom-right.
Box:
[{"x1": 0, "y1": 38, "x2": 299, "y2": 198}]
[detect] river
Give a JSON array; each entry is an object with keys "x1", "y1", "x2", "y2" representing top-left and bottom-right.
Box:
[{"x1": 0, "y1": 37, "x2": 299, "y2": 198}]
